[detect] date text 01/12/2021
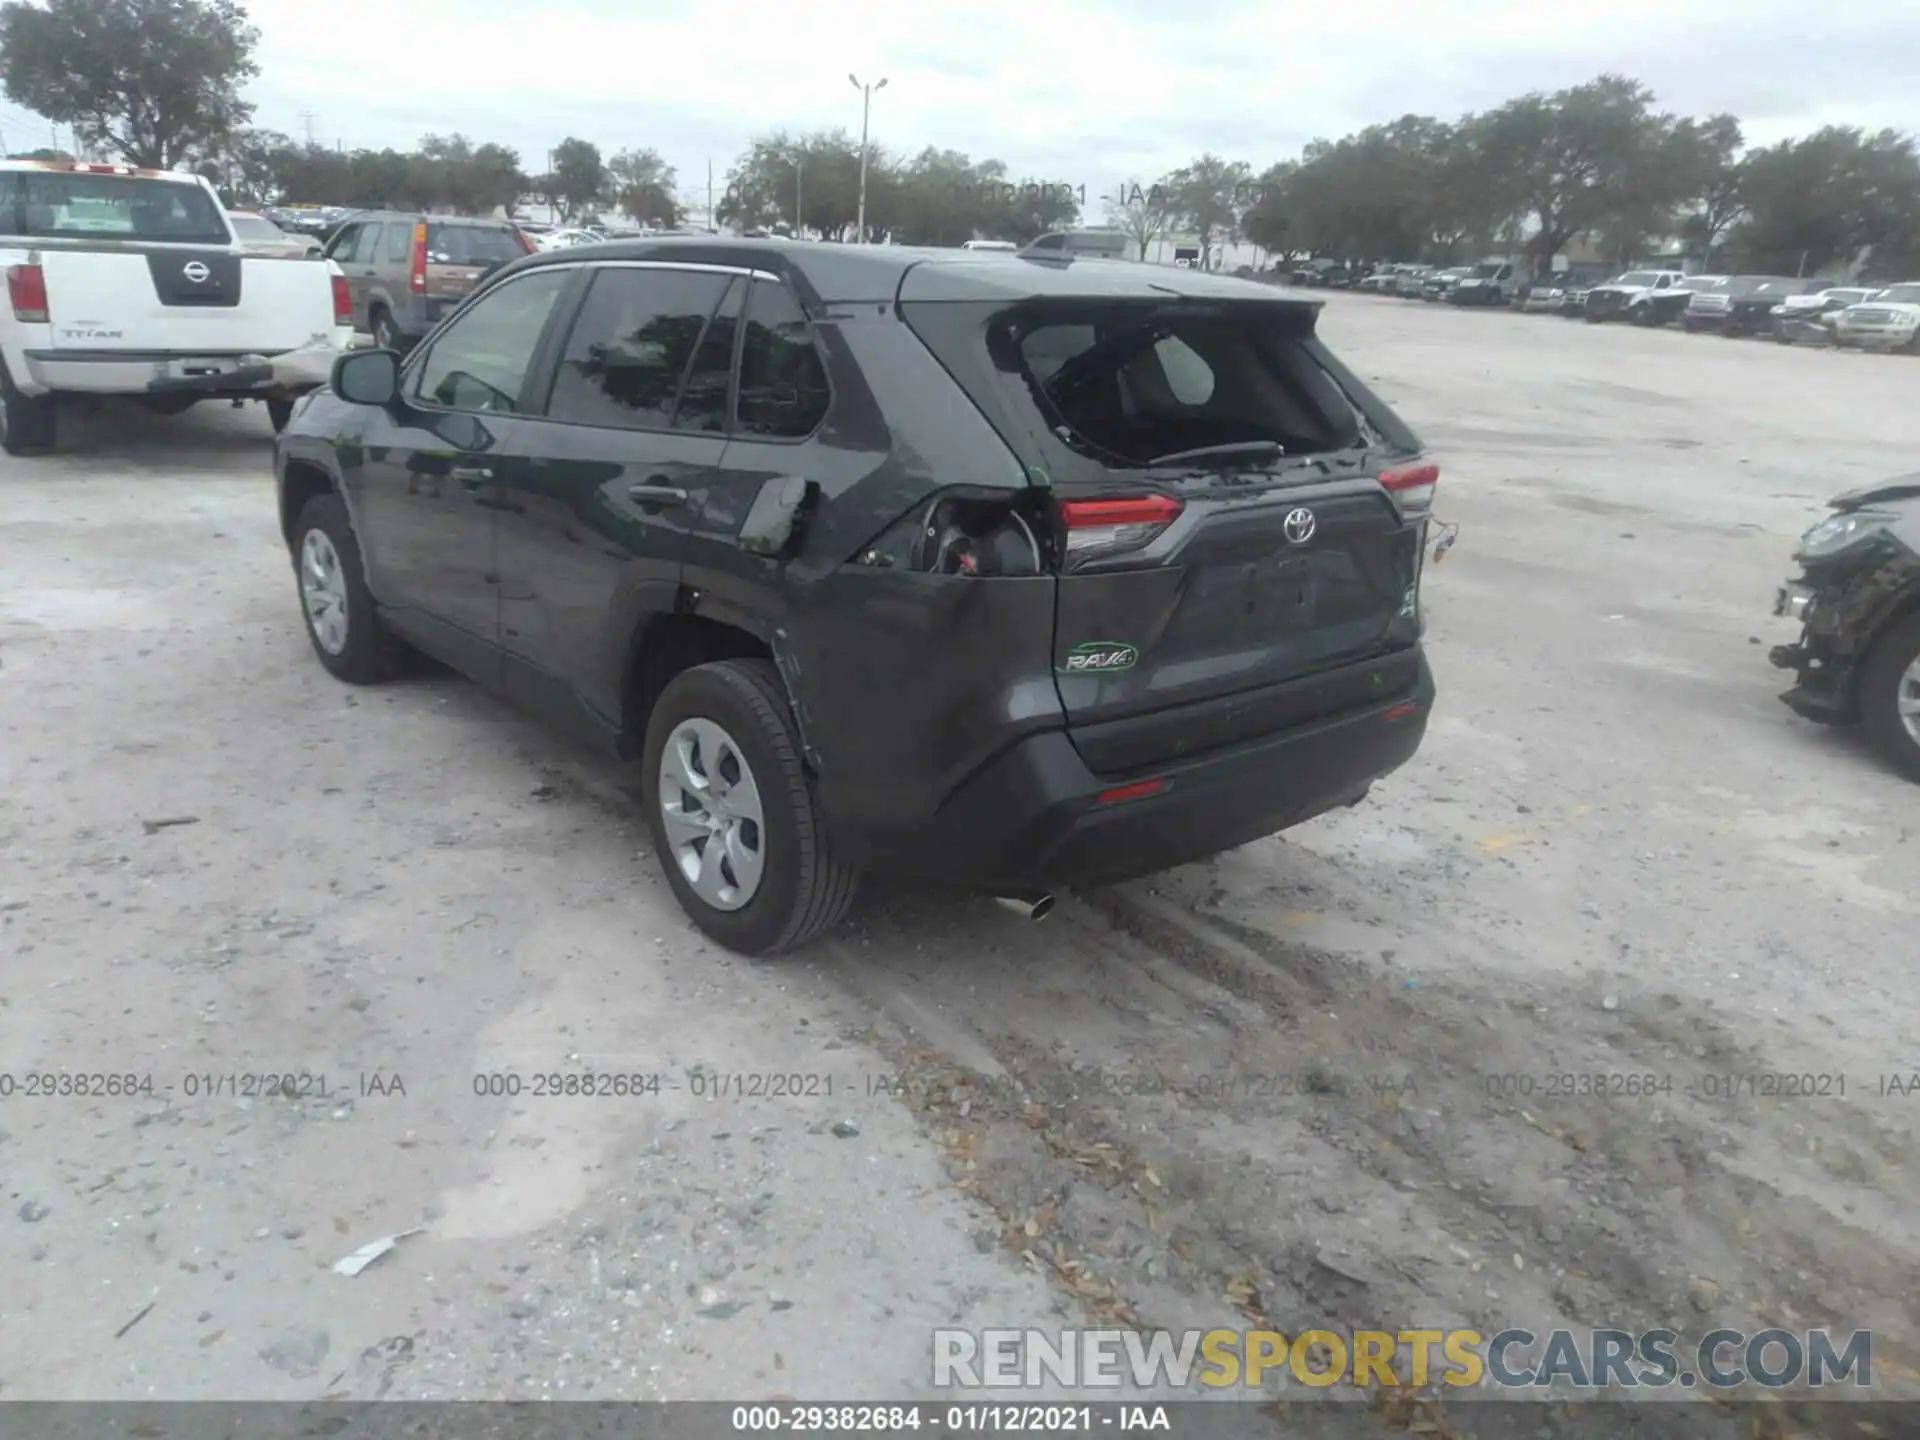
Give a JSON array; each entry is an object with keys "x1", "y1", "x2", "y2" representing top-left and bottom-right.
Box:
[
  {"x1": 729, "y1": 1404, "x2": 1171, "y2": 1432},
  {"x1": 1481, "y1": 1071, "x2": 1920, "y2": 1100},
  {"x1": 0, "y1": 1071, "x2": 406, "y2": 1100}
]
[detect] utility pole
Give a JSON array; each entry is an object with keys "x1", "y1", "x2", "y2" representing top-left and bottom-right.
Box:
[{"x1": 848, "y1": 74, "x2": 887, "y2": 244}]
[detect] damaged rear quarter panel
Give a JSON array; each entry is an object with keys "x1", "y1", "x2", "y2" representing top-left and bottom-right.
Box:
[{"x1": 768, "y1": 303, "x2": 1064, "y2": 853}]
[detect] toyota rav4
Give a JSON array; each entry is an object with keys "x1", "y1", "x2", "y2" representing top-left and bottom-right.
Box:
[{"x1": 274, "y1": 240, "x2": 1439, "y2": 954}]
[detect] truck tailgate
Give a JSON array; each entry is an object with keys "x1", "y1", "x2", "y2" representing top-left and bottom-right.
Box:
[{"x1": 40, "y1": 246, "x2": 335, "y2": 354}]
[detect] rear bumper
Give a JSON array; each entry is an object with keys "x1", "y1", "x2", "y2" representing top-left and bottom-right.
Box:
[
  {"x1": 835, "y1": 654, "x2": 1435, "y2": 892},
  {"x1": 18, "y1": 332, "x2": 362, "y2": 398}
]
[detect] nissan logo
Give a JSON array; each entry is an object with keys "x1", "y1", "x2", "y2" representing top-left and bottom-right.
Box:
[
  {"x1": 181, "y1": 261, "x2": 211, "y2": 283},
  {"x1": 1283, "y1": 507, "x2": 1317, "y2": 545}
]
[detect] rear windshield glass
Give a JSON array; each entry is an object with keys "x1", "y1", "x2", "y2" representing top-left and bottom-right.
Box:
[
  {"x1": 1005, "y1": 306, "x2": 1363, "y2": 470},
  {"x1": 425, "y1": 223, "x2": 525, "y2": 266},
  {"x1": 0, "y1": 171, "x2": 230, "y2": 243},
  {"x1": 1876, "y1": 285, "x2": 1920, "y2": 304}
]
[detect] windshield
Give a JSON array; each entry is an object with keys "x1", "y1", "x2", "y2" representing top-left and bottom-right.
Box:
[
  {"x1": 229, "y1": 214, "x2": 288, "y2": 241},
  {"x1": 1465, "y1": 263, "x2": 1502, "y2": 279},
  {"x1": 1678, "y1": 277, "x2": 1724, "y2": 292},
  {"x1": 424, "y1": 222, "x2": 526, "y2": 265},
  {"x1": 1612, "y1": 272, "x2": 1658, "y2": 287},
  {"x1": 0, "y1": 170, "x2": 230, "y2": 244},
  {"x1": 1871, "y1": 284, "x2": 1920, "y2": 304}
]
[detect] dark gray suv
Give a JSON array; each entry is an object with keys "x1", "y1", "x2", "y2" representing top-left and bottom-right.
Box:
[
  {"x1": 275, "y1": 240, "x2": 1439, "y2": 954},
  {"x1": 321, "y1": 210, "x2": 534, "y2": 350}
]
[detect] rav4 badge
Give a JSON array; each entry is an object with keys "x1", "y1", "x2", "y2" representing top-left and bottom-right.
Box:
[{"x1": 1059, "y1": 642, "x2": 1139, "y2": 673}]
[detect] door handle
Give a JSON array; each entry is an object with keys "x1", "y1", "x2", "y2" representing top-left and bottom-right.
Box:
[
  {"x1": 628, "y1": 481, "x2": 688, "y2": 507},
  {"x1": 451, "y1": 466, "x2": 493, "y2": 488}
]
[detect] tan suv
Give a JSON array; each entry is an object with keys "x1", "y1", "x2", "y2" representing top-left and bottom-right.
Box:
[{"x1": 321, "y1": 211, "x2": 533, "y2": 350}]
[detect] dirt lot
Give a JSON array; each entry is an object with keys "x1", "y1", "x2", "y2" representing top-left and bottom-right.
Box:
[{"x1": 3, "y1": 300, "x2": 1919, "y2": 1420}]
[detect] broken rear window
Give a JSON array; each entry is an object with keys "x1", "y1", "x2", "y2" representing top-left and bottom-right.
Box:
[{"x1": 1006, "y1": 305, "x2": 1363, "y2": 469}]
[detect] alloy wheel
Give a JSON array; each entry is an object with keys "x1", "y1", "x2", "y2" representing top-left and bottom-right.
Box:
[
  {"x1": 300, "y1": 528, "x2": 350, "y2": 656},
  {"x1": 1898, "y1": 657, "x2": 1920, "y2": 747},
  {"x1": 657, "y1": 717, "x2": 766, "y2": 911}
]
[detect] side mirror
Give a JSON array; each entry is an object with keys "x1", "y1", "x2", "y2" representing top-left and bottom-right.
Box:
[{"x1": 333, "y1": 349, "x2": 400, "y2": 407}]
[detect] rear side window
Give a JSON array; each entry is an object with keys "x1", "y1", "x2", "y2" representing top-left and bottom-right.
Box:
[
  {"x1": 0, "y1": 171, "x2": 230, "y2": 243},
  {"x1": 425, "y1": 223, "x2": 525, "y2": 266},
  {"x1": 545, "y1": 267, "x2": 731, "y2": 431},
  {"x1": 387, "y1": 222, "x2": 414, "y2": 263},
  {"x1": 1007, "y1": 307, "x2": 1362, "y2": 468},
  {"x1": 675, "y1": 280, "x2": 744, "y2": 433},
  {"x1": 735, "y1": 281, "x2": 830, "y2": 438}
]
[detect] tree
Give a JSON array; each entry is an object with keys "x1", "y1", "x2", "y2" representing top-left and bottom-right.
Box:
[
  {"x1": 607, "y1": 146, "x2": 679, "y2": 227},
  {"x1": 1163, "y1": 153, "x2": 1251, "y2": 268},
  {"x1": 1238, "y1": 161, "x2": 1296, "y2": 261},
  {"x1": 1478, "y1": 75, "x2": 1682, "y2": 274},
  {"x1": 720, "y1": 130, "x2": 871, "y2": 240},
  {"x1": 546, "y1": 137, "x2": 607, "y2": 221},
  {"x1": 1668, "y1": 114, "x2": 1745, "y2": 266},
  {"x1": 0, "y1": 0, "x2": 258, "y2": 169},
  {"x1": 1105, "y1": 176, "x2": 1175, "y2": 260},
  {"x1": 1731, "y1": 127, "x2": 1920, "y2": 279}
]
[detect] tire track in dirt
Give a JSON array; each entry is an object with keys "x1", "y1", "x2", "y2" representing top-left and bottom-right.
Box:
[{"x1": 823, "y1": 877, "x2": 1920, "y2": 1429}]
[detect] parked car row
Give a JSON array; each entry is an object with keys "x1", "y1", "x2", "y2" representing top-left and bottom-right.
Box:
[{"x1": 1343, "y1": 254, "x2": 1920, "y2": 354}]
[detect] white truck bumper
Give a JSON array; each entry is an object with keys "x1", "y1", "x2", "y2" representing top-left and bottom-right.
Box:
[{"x1": 18, "y1": 331, "x2": 368, "y2": 398}]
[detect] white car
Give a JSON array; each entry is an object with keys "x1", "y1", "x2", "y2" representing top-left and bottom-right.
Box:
[
  {"x1": 0, "y1": 160, "x2": 358, "y2": 454},
  {"x1": 536, "y1": 228, "x2": 604, "y2": 251},
  {"x1": 1831, "y1": 283, "x2": 1920, "y2": 352},
  {"x1": 227, "y1": 209, "x2": 324, "y2": 261}
]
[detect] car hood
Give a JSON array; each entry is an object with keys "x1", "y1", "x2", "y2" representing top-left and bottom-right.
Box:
[
  {"x1": 1843, "y1": 301, "x2": 1920, "y2": 317},
  {"x1": 1830, "y1": 474, "x2": 1920, "y2": 511},
  {"x1": 1593, "y1": 284, "x2": 1651, "y2": 296}
]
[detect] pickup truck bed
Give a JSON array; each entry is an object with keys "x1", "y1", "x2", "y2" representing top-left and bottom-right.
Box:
[{"x1": 1, "y1": 160, "x2": 358, "y2": 456}]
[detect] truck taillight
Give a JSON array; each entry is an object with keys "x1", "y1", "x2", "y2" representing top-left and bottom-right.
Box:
[
  {"x1": 409, "y1": 222, "x2": 428, "y2": 294},
  {"x1": 1380, "y1": 462, "x2": 1439, "y2": 514},
  {"x1": 515, "y1": 227, "x2": 536, "y2": 254},
  {"x1": 1056, "y1": 494, "x2": 1183, "y2": 566},
  {"x1": 330, "y1": 272, "x2": 353, "y2": 327},
  {"x1": 7, "y1": 263, "x2": 48, "y2": 322}
]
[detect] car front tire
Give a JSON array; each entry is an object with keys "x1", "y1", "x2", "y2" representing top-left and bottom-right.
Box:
[
  {"x1": 1858, "y1": 615, "x2": 1920, "y2": 783},
  {"x1": 290, "y1": 493, "x2": 409, "y2": 684},
  {"x1": 643, "y1": 659, "x2": 858, "y2": 956}
]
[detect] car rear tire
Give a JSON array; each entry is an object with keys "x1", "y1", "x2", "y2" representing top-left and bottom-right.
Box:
[
  {"x1": 642, "y1": 659, "x2": 859, "y2": 956},
  {"x1": 0, "y1": 360, "x2": 57, "y2": 456},
  {"x1": 290, "y1": 492, "x2": 410, "y2": 684},
  {"x1": 1858, "y1": 615, "x2": 1920, "y2": 783},
  {"x1": 267, "y1": 398, "x2": 294, "y2": 433}
]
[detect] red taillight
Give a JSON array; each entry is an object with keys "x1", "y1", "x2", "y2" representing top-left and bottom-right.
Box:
[
  {"x1": 1380, "y1": 462, "x2": 1439, "y2": 512},
  {"x1": 1057, "y1": 494, "x2": 1183, "y2": 565},
  {"x1": 1381, "y1": 702, "x2": 1417, "y2": 722},
  {"x1": 409, "y1": 222, "x2": 428, "y2": 294},
  {"x1": 1095, "y1": 777, "x2": 1168, "y2": 807},
  {"x1": 330, "y1": 272, "x2": 352, "y2": 327},
  {"x1": 7, "y1": 263, "x2": 48, "y2": 323},
  {"x1": 515, "y1": 227, "x2": 536, "y2": 254}
]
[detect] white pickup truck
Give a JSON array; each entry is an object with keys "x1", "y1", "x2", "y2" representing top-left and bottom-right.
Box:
[{"x1": 0, "y1": 159, "x2": 358, "y2": 456}]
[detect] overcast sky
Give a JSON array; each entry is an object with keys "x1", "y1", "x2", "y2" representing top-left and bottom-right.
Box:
[{"x1": 54, "y1": 0, "x2": 1920, "y2": 204}]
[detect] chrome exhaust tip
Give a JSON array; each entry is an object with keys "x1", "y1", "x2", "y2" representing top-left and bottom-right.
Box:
[{"x1": 993, "y1": 892, "x2": 1056, "y2": 921}]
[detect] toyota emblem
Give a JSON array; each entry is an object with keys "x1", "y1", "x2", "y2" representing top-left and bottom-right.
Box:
[
  {"x1": 181, "y1": 261, "x2": 211, "y2": 283},
  {"x1": 1283, "y1": 507, "x2": 1317, "y2": 545}
]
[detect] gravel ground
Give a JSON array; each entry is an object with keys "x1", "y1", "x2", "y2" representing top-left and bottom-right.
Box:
[{"x1": 2, "y1": 303, "x2": 1918, "y2": 1421}]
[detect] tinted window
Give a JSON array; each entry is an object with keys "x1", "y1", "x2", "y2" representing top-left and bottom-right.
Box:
[
  {"x1": 675, "y1": 280, "x2": 743, "y2": 432},
  {"x1": 735, "y1": 281, "x2": 830, "y2": 438},
  {"x1": 324, "y1": 223, "x2": 359, "y2": 261},
  {"x1": 387, "y1": 221, "x2": 413, "y2": 263},
  {"x1": 547, "y1": 268, "x2": 729, "y2": 430},
  {"x1": 351, "y1": 223, "x2": 384, "y2": 266},
  {"x1": 426, "y1": 223, "x2": 526, "y2": 266},
  {"x1": 412, "y1": 269, "x2": 571, "y2": 414},
  {"x1": 0, "y1": 171, "x2": 230, "y2": 243}
]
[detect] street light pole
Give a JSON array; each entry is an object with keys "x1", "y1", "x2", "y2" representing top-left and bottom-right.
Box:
[{"x1": 849, "y1": 73, "x2": 887, "y2": 244}]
